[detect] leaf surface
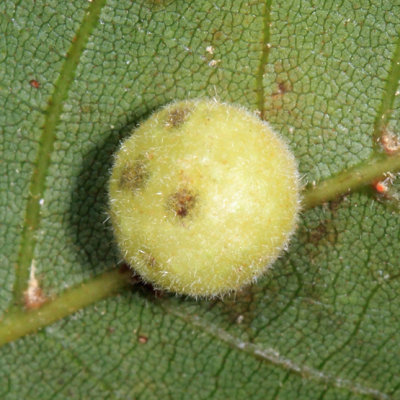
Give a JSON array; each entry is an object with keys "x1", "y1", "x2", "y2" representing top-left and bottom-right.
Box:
[{"x1": 1, "y1": 0, "x2": 400, "y2": 399}]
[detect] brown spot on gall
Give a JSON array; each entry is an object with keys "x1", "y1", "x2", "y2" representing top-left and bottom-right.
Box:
[
  {"x1": 119, "y1": 158, "x2": 149, "y2": 191},
  {"x1": 168, "y1": 188, "x2": 196, "y2": 217},
  {"x1": 139, "y1": 250, "x2": 158, "y2": 269},
  {"x1": 165, "y1": 107, "x2": 191, "y2": 128},
  {"x1": 147, "y1": 255, "x2": 157, "y2": 267}
]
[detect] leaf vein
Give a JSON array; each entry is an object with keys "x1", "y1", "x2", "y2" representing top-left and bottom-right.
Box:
[
  {"x1": 372, "y1": 34, "x2": 400, "y2": 146},
  {"x1": 317, "y1": 285, "x2": 380, "y2": 370},
  {"x1": 166, "y1": 306, "x2": 390, "y2": 400},
  {"x1": 11, "y1": 0, "x2": 108, "y2": 307},
  {"x1": 256, "y1": 0, "x2": 272, "y2": 120}
]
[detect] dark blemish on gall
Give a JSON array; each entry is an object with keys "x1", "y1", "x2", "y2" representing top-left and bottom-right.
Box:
[
  {"x1": 139, "y1": 250, "x2": 158, "y2": 269},
  {"x1": 165, "y1": 107, "x2": 191, "y2": 128},
  {"x1": 147, "y1": 254, "x2": 157, "y2": 267},
  {"x1": 168, "y1": 188, "x2": 196, "y2": 217},
  {"x1": 29, "y1": 79, "x2": 40, "y2": 89},
  {"x1": 119, "y1": 159, "x2": 149, "y2": 191}
]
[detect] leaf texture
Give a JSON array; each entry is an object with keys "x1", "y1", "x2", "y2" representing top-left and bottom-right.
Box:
[{"x1": 1, "y1": 0, "x2": 400, "y2": 399}]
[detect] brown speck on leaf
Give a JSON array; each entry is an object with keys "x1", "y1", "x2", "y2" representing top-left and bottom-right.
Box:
[
  {"x1": 278, "y1": 81, "x2": 289, "y2": 94},
  {"x1": 138, "y1": 335, "x2": 148, "y2": 344},
  {"x1": 272, "y1": 80, "x2": 292, "y2": 97},
  {"x1": 29, "y1": 79, "x2": 40, "y2": 89},
  {"x1": 309, "y1": 222, "x2": 328, "y2": 244},
  {"x1": 168, "y1": 188, "x2": 196, "y2": 217},
  {"x1": 165, "y1": 108, "x2": 191, "y2": 128},
  {"x1": 212, "y1": 29, "x2": 223, "y2": 41},
  {"x1": 119, "y1": 159, "x2": 149, "y2": 191}
]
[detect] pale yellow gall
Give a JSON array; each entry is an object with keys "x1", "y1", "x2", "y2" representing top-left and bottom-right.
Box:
[{"x1": 109, "y1": 99, "x2": 300, "y2": 297}]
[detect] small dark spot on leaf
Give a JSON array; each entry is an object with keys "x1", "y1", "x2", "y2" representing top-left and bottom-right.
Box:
[
  {"x1": 212, "y1": 29, "x2": 224, "y2": 41},
  {"x1": 119, "y1": 158, "x2": 149, "y2": 191},
  {"x1": 168, "y1": 188, "x2": 196, "y2": 218},
  {"x1": 309, "y1": 223, "x2": 328, "y2": 244},
  {"x1": 138, "y1": 335, "x2": 148, "y2": 344},
  {"x1": 165, "y1": 107, "x2": 191, "y2": 128},
  {"x1": 307, "y1": 201, "x2": 341, "y2": 246},
  {"x1": 278, "y1": 81, "x2": 289, "y2": 94},
  {"x1": 29, "y1": 79, "x2": 40, "y2": 89},
  {"x1": 272, "y1": 80, "x2": 292, "y2": 97}
]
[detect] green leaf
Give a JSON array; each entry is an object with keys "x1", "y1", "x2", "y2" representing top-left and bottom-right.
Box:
[{"x1": 1, "y1": 0, "x2": 400, "y2": 399}]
